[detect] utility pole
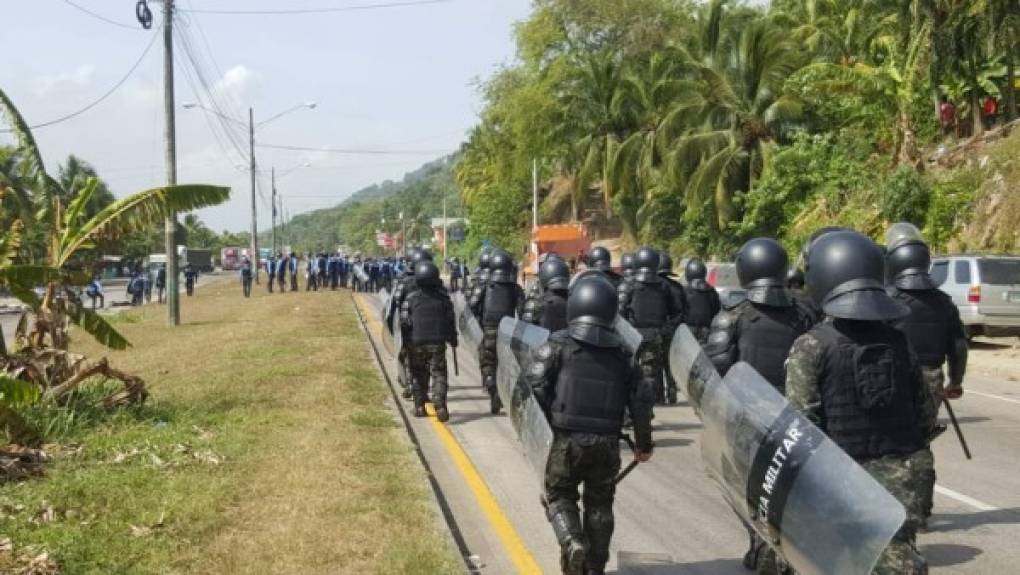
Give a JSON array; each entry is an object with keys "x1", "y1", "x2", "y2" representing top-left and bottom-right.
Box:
[
  {"x1": 532, "y1": 158, "x2": 538, "y2": 230},
  {"x1": 162, "y1": 0, "x2": 180, "y2": 326},
  {"x1": 442, "y1": 196, "x2": 448, "y2": 263},
  {"x1": 271, "y1": 167, "x2": 277, "y2": 255},
  {"x1": 249, "y1": 107, "x2": 259, "y2": 283}
]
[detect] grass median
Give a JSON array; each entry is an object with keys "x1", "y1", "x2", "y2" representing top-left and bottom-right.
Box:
[{"x1": 0, "y1": 276, "x2": 461, "y2": 574}]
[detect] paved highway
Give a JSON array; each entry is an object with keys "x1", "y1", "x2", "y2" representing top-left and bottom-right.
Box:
[{"x1": 354, "y1": 292, "x2": 1020, "y2": 574}]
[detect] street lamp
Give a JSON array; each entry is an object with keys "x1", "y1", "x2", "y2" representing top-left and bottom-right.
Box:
[{"x1": 182, "y1": 101, "x2": 315, "y2": 283}]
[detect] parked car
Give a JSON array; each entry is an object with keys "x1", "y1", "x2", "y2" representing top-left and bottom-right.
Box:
[
  {"x1": 930, "y1": 255, "x2": 1020, "y2": 338},
  {"x1": 707, "y1": 262, "x2": 746, "y2": 308}
]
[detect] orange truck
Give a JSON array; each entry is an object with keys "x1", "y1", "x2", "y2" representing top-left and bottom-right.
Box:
[{"x1": 526, "y1": 224, "x2": 591, "y2": 281}]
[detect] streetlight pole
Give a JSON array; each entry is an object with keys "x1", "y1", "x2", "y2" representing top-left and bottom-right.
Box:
[
  {"x1": 162, "y1": 0, "x2": 180, "y2": 326},
  {"x1": 271, "y1": 166, "x2": 277, "y2": 255},
  {"x1": 249, "y1": 107, "x2": 258, "y2": 284}
]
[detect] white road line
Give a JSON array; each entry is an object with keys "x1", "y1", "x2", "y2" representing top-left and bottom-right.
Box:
[
  {"x1": 934, "y1": 485, "x2": 998, "y2": 512},
  {"x1": 967, "y1": 390, "x2": 1020, "y2": 405}
]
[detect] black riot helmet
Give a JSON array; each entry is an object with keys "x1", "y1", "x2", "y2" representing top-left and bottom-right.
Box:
[
  {"x1": 885, "y1": 222, "x2": 935, "y2": 290},
  {"x1": 806, "y1": 230, "x2": 909, "y2": 321},
  {"x1": 786, "y1": 268, "x2": 805, "y2": 290},
  {"x1": 658, "y1": 251, "x2": 676, "y2": 277},
  {"x1": 478, "y1": 248, "x2": 493, "y2": 270},
  {"x1": 799, "y1": 226, "x2": 849, "y2": 270},
  {"x1": 736, "y1": 238, "x2": 791, "y2": 307},
  {"x1": 538, "y1": 251, "x2": 562, "y2": 265},
  {"x1": 488, "y1": 249, "x2": 517, "y2": 284},
  {"x1": 412, "y1": 249, "x2": 433, "y2": 263},
  {"x1": 633, "y1": 247, "x2": 661, "y2": 283},
  {"x1": 414, "y1": 261, "x2": 441, "y2": 287},
  {"x1": 538, "y1": 258, "x2": 570, "y2": 291},
  {"x1": 567, "y1": 275, "x2": 620, "y2": 347},
  {"x1": 621, "y1": 253, "x2": 636, "y2": 277},
  {"x1": 587, "y1": 246, "x2": 612, "y2": 271},
  {"x1": 685, "y1": 257, "x2": 708, "y2": 287}
]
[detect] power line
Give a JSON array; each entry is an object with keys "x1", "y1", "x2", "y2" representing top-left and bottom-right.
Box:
[
  {"x1": 257, "y1": 143, "x2": 454, "y2": 155},
  {"x1": 178, "y1": 0, "x2": 451, "y2": 16},
  {"x1": 0, "y1": 30, "x2": 160, "y2": 132},
  {"x1": 61, "y1": 0, "x2": 145, "y2": 30}
]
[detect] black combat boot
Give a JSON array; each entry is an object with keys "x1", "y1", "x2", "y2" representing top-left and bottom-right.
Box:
[
  {"x1": 666, "y1": 384, "x2": 678, "y2": 405},
  {"x1": 435, "y1": 404, "x2": 449, "y2": 423}
]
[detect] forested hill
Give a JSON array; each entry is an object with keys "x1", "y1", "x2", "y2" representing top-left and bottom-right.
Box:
[{"x1": 265, "y1": 154, "x2": 462, "y2": 254}]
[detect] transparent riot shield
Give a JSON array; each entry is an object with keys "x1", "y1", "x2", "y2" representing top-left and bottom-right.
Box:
[
  {"x1": 452, "y1": 291, "x2": 484, "y2": 359},
  {"x1": 613, "y1": 316, "x2": 643, "y2": 356},
  {"x1": 496, "y1": 316, "x2": 554, "y2": 480},
  {"x1": 354, "y1": 264, "x2": 369, "y2": 285},
  {"x1": 668, "y1": 325, "x2": 906, "y2": 575}
]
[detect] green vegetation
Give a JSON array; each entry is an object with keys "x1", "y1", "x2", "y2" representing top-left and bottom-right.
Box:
[
  {"x1": 0, "y1": 282, "x2": 460, "y2": 573},
  {"x1": 454, "y1": 0, "x2": 1019, "y2": 258}
]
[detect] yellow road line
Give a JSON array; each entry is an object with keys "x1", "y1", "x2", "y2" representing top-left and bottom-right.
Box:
[{"x1": 354, "y1": 295, "x2": 543, "y2": 575}]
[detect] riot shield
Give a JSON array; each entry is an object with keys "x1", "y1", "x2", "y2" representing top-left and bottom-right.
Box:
[
  {"x1": 377, "y1": 290, "x2": 400, "y2": 358},
  {"x1": 496, "y1": 316, "x2": 554, "y2": 480},
  {"x1": 452, "y1": 291, "x2": 484, "y2": 359},
  {"x1": 668, "y1": 325, "x2": 906, "y2": 575},
  {"x1": 354, "y1": 264, "x2": 369, "y2": 285},
  {"x1": 613, "y1": 316, "x2": 643, "y2": 356}
]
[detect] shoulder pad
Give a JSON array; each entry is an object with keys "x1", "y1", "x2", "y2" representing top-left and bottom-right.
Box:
[{"x1": 710, "y1": 309, "x2": 736, "y2": 330}]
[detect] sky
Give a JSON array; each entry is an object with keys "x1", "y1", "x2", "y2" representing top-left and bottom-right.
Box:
[{"x1": 0, "y1": 0, "x2": 533, "y2": 233}]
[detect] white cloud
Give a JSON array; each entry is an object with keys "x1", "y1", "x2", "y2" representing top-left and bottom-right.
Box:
[
  {"x1": 213, "y1": 65, "x2": 262, "y2": 105},
  {"x1": 33, "y1": 64, "x2": 96, "y2": 96}
]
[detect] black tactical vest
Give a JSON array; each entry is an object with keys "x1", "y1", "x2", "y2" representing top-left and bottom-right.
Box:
[
  {"x1": 410, "y1": 290, "x2": 453, "y2": 345},
  {"x1": 551, "y1": 339, "x2": 632, "y2": 434},
  {"x1": 664, "y1": 278, "x2": 688, "y2": 320},
  {"x1": 890, "y1": 288, "x2": 950, "y2": 368},
  {"x1": 629, "y1": 282, "x2": 668, "y2": 329},
  {"x1": 812, "y1": 321, "x2": 924, "y2": 460},
  {"x1": 482, "y1": 283, "x2": 517, "y2": 326},
  {"x1": 540, "y1": 290, "x2": 568, "y2": 332},
  {"x1": 737, "y1": 303, "x2": 807, "y2": 393},
  {"x1": 685, "y1": 287, "x2": 719, "y2": 328}
]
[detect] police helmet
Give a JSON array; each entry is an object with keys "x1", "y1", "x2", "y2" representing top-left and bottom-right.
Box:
[
  {"x1": 414, "y1": 261, "x2": 441, "y2": 287},
  {"x1": 567, "y1": 275, "x2": 620, "y2": 347},
  {"x1": 786, "y1": 268, "x2": 806, "y2": 290},
  {"x1": 885, "y1": 223, "x2": 935, "y2": 290},
  {"x1": 587, "y1": 246, "x2": 612, "y2": 271},
  {"x1": 633, "y1": 247, "x2": 661, "y2": 283},
  {"x1": 736, "y1": 238, "x2": 791, "y2": 307},
  {"x1": 685, "y1": 258, "x2": 708, "y2": 283},
  {"x1": 621, "y1": 253, "x2": 636, "y2": 277},
  {"x1": 806, "y1": 230, "x2": 909, "y2": 321},
  {"x1": 478, "y1": 248, "x2": 493, "y2": 270},
  {"x1": 658, "y1": 251, "x2": 677, "y2": 277},
  {"x1": 539, "y1": 258, "x2": 570, "y2": 291},
  {"x1": 489, "y1": 249, "x2": 517, "y2": 283}
]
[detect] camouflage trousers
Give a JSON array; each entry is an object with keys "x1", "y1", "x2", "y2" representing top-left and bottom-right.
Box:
[
  {"x1": 660, "y1": 333, "x2": 678, "y2": 399},
  {"x1": 544, "y1": 431, "x2": 621, "y2": 571},
  {"x1": 918, "y1": 366, "x2": 946, "y2": 520},
  {"x1": 636, "y1": 330, "x2": 665, "y2": 403},
  {"x1": 479, "y1": 325, "x2": 499, "y2": 394},
  {"x1": 410, "y1": 343, "x2": 448, "y2": 408},
  {"x1": 860, "y1": 451, "x2": 929, "y2": 575}
]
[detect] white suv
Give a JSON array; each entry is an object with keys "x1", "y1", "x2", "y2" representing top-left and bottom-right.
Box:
[{"x1": 930, "y1": 255, "x2": 1020, "y2": 338}]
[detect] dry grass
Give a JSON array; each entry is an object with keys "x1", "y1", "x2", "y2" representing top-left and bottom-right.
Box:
[{"x1": 0, "y1": 276, "x2": 461, "y2": 574}]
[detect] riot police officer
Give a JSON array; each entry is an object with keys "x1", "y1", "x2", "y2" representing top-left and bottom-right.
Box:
[
  {"x1": 401, "y1": 261, "x2": 458, "y2": 422},
  {"x1": 886, "y1": 222, "x2": 968, "y2": 524},
  {"x1": 620, "y1": 253, "x2": 636, "y2": 281},
  {"x1": 618, "y1": 247, "x2": 684, "y2": 405},
  {"x1": 522, "y1": 257, "x2": 570, "y2": 332},
  {"x1": 584, "y1": 246, "x2": 623, "y2": 288},
  {"x1": 265, "y1": 256, "x2": 277, "y2": 294},
  {"x1": 658, "y1": 251, "x2": 688, "y2": 403},
  {"x1": 527, "y1": 275, "x2": 654, "y2": 575},
  {"x1": 240, "y1": 257, "x2": 253, "y2": 298},
  {"x1": 786, "y1": 230, "x2": 930, "y2": 574},
  {"x1": 275, "y1": 252, "x2": 287, "y2": 293},
  {"x1": 467, "y1": 247, "x2": 494, "y2": 302},
  {"x1": 786, "y1": 267, "x2": 821, "y2": 324},
  {"x1": 470, "y1": 249, "x2": 525, "y2": 414},
  {"x1": 705, "y1": 238, "x2": 813, "y2": 393},
  {"x1": 390, "y1": 249, "x2": 433, "y2": 399},
  {"x1": 683, "y1": 258, "x2": 720, "y2": 344}
]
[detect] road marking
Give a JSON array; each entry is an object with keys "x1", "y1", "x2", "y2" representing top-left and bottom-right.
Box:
[
  {"x1": 934, "y1": 485, "x2": 998, "y2": 511},
  {"x1": 355, "y1": 295, "x2": 543, "y2": 575},
  {"x1": 967, "y1": 389, "x2": 1020, "y2": 405}
]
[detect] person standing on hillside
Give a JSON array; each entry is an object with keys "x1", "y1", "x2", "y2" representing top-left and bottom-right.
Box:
[{"x1": 939, "y1": 96, "x2": 957, "y2": 139}]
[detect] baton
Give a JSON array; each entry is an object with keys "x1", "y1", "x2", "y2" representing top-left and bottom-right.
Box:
[
  {"x1": 943, "y1": 397, "x2": 972, "y2": 460},
  {"x1": 452, "y1": 345, "x2": 460, "y2": 377},
  {"x1": 615, "y1": 434, "x2": 640, "y2": 485}
]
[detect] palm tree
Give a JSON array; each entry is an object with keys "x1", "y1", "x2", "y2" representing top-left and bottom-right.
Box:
[
  {"x1": 0, "y1": 86, "x2": 229, "y2": 406},
  {"x1": 58, "y1": 155, "x2": 116, "y2": 220},
  {"x1": 669, "y1": 15, "x2": 805, "y2": 229}
]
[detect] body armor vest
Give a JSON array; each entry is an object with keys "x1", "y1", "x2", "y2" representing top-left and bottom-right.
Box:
[
  {"x1": 551, "y1": 340, "x2": 631, "y2": 434},
  {"x1": 812, "y1": 321, "x2": 925, "y2": 460},
  {"x1": 685, "y1": 287, "x2": 719, "y2": 328},
  {"x1": 736, "y1": 303, "x2": 805, "y2": 392},
  {"x1": 629, "y1": 282, "x2": 668, "y2": 329},
  {"x1": 890, "y1": 288, "x2": 950, "y2": 368},
  {"x1": 410, "y1": 290, "x2": 453, "y2": 345},
  {"x1": 482, "y1": 283, "x2": 517, "y2": 326},
  {"x1": 540, "y1": 290, "x2": 568, "y2": 332}
]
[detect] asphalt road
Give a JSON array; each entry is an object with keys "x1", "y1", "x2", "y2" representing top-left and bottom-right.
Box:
[{"x1": 356, "y1": 291, "x2": 1020, "y2": 574}]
